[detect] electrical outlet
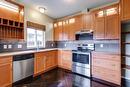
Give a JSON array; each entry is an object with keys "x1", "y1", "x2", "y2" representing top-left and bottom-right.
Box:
[
  {"x1": 3, "y1": 45, "x2": 7, "y2": 49},
  {"x1": 64, "y1": 44, "x2": 67, "y2": 47},
  {"x1": 18, "y1": 44, "x2": 22, "y2": 48},
  {"x1": 8, "y1": 45, "x2": 12, "y2": 49},
  {"x1": 100, "y1": 44, "x2": 104, "y2": 48},
  {"x1": 51, "y1": 43, "x2": 54, "y2": 47}
]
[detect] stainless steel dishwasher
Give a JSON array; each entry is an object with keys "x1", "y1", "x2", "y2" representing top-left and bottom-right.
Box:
[{"x1": 13, "y1": 53, "x2": 34, "y2": 82}]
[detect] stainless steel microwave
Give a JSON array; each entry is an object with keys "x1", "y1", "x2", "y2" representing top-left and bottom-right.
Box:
[{"x1": 75, "y1": 30, "x2": 93, "y2": 40}]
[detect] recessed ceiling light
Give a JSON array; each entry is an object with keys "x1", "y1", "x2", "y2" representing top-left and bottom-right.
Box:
[{"x1": 39, "y1": 7, "x2": 46, "y2": 13}]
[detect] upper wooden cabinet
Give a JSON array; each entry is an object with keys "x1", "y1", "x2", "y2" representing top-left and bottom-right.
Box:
[
  {"x1": 83, "y1": 12, "x2": 94, "y2": 29},
  {"x1": 0, "y1": 56, "x2": 12, "y2": 87},
  {"x1": 105, "y1": 6, "x2": 119, "y2": 39},
  {"x1": 53, "y1": 13, "x2": 94, "y2": 41},
  {"x1": 94, "y1": 4, "x2": 120, "y2": 40},
  {"x1": 121, "y1": 0, "x2": 130, "y2": 21},
  {"x1": 0, "y1": 1, "x2": 24, "y2": 40},
  {"x1": 54, "y1": 21, "x2": 63, "y2": 41},
  {"x1": 94, "y1": 10, "x2": 105, "y2": 39}
]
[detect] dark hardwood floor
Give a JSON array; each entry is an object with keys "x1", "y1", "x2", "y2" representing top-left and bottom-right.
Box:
[{"x1": 13, "y1": 68, "x2": 122, "y2": 87}]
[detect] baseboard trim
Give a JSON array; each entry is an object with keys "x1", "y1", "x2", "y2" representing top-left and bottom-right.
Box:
[{"x1": 92, "y1": 77, "x2": 121, "y2": 87}]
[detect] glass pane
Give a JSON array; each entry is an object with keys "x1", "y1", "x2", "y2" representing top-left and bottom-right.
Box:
[
  {"x1": 27, "y1": 28, "x2": 37, "y2": 48},
  {"x1": 97, "y1": 11, "x2": 104, "y2": 17},
  {"x1": 69, "y1": 18, "x2": 75, "y2": 24},
  {"x1": 106, "y1": 7, "x2": 117, "y2": 16},
  {"x1": 36, "y1": 30, "x2": 45, "y2": 48}
]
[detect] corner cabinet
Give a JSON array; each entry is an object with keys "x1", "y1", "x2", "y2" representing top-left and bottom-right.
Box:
[
  {"x1": 58, "y1": 50, "x2": 72, "y2": 70},
  {"x1": 121, "y1": 0, "x2": 130, "y2": 21},
  {"x1": 94, "y1": 4, "x2": 120, "y2": 40},
  {"x1": 34, "y1": 50, "x2": 58, "y2": 76},
  {"x1": 0, "y1": 56, "x2": 12, "y2": 87}
]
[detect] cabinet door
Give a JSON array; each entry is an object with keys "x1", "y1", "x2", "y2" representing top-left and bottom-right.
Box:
[
  {"x1": 105, "y1": 14, "x2": 119, "y2": 39},
  {"x1": 60, "y1": 50, "x2": 72, "y2": 70},
  {"x1": 83, "y1": 13, "x2": 94, "y2": 29},
  {"x1": 34, "y1": 53, "x2": 45, "y2": 75},
  {"x1": 45, "y1": 54, "x2": 52, "y2": 70},
  {"x1": 121, "y1": 0, "x2": 130, "y2": 21},
  {"x1": 105, "y1": 4, "x2": 119, "y2": 39},
  {"x1": 54, "y1": 22, "x2": 63, "y2": 41},
  {"x1": 68, "y1": 18, "x2": 76, "y2": 40},
  {"x1": 95, "y1": 17, "x2": 105, "y2": 39},
  {"x1": 74, "y1": 14, "x2": 84, "y2": 32},
  {"x1": 62, "y1": 20, "x2": 69, "y2": 41},
  {"x1": 51, "y1": 51, "x2": 57, "y2": 67},
  {"x1": 0, "y1": 57, "x2": 12, "y2": 87}
]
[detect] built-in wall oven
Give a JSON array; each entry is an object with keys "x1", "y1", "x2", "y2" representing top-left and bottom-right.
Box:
[{"x1": 72, "y1": 44, "x2": 94, "y2": 77}]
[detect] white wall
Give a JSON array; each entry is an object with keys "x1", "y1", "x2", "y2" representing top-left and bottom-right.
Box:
[{"x1": 24, "y1": 5, "x2": 54, "y2": 41}]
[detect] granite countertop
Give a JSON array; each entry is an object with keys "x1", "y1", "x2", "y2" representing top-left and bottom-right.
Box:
[
  {"x1": 0, "y1": 48, "x2": 57, "y2": 57},
  {"x1": 0, "y1": 48, "x2": 73, "y2": 57}
]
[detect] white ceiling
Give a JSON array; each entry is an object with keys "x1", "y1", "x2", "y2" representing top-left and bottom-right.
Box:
[{"x1": 17, "y1": 0, "x2": 118, "y2": 19}]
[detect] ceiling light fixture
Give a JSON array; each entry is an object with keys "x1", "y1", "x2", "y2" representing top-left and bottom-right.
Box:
[
  {"x1": 39, "y1": 7, "x2": 46, "y2": 13},
  {"x1": 0, "y1": 1, "x2": 19, "y2": 12}
]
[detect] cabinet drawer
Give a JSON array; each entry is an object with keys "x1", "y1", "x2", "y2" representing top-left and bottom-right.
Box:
[
  {"x1": 92, "y1": 52, "x2": 120, "y2": 61},
  {"x1": 92, "y1": 59, "x2": 120, "y2": 71},
  {"x1": 35, "y1": 52, "x2": 45, "y2": 58},
  {"x1": 0, "y1": 56, "x2": 12, "y2": 64},
  {"x1": 92, "y1": 66, "x2": 121, "y2": 85}
]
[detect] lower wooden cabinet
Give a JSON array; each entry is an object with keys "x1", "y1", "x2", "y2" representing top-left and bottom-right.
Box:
[
  {"x1": 34, "y1": 50, "x2": 58, "y2": 76},
  {"x1": 0, "y1": 56, "x2": 12, "y2": 87},
  {"x1": 45, "y1": 51, "x2": 58, "y2": 70},
  {"x1": 58, "y1": 50, "x2": 72, "y2": 70},
  {"x1": 92, "y1": 52, "x2": 121, "y2": 85}
]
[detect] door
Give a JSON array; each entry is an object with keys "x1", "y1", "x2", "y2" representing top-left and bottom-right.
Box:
[
  {"x1": 121, "y1": 0, "x2": 130, "y2": 20},
  {"x1": 0, "y1": 63, "x2": 12, "y2": 87},
  {"x1": 105, "y1": 4, "x2": 119, "y2": 39}
]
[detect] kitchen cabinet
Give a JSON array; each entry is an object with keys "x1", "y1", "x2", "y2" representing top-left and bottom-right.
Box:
[
  {"x1": 0, "y1": 56, "x2": 12, "y2": 87},
  {"x1": 94, "y1": 4, "x2": 119, "y2": 40},
  {"x1": 94, "y1": 10, "x2": 105, "y2": 39},
  {"x1": 45, "y1": 51, "x2": 58, "y2": 70},
  {"x1": 121, "y1": 0, "x2": 130, "y2": 21},
  {"x1": 54, "y1": 21, "x2": 63, "y2": 41},
  {"x1": 54, "y1": 14, "x2": 85, "y2": 41},
  {"x1": 83, "y1": 12, "x2": 94, "y2": 29},
  {"x1": 92, "y1": 52, "x2": 121, "y2": 85},
  {"x1": 34, "y1": 52, "x2": 45, "y2": 76},
  {"x1": 62, "y1": 20, "x2": 69, "y2": 41},
  {"x1": 58, "y1": 50, "x2": 72, "y2": 70},
  {"x1": 34, "y1": 50, "x2": 58, "y2": 76}
]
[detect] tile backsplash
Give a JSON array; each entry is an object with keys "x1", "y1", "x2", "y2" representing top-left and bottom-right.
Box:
[{"x1": 0, "y1": 40, "x2": 120, "y2": 53}]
